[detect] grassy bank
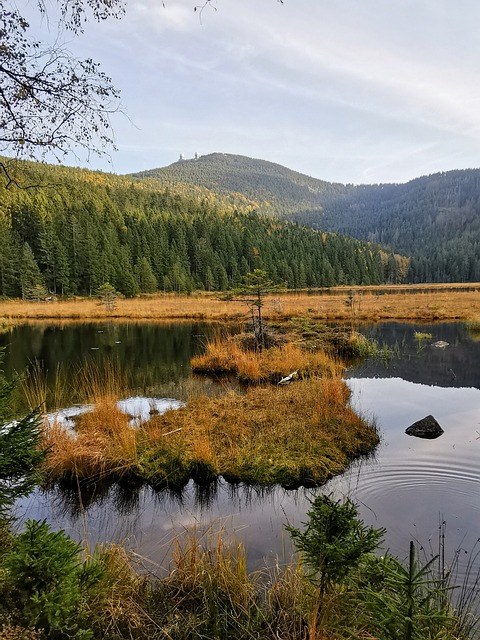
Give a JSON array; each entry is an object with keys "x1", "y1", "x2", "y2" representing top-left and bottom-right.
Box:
[
  {"x1": 0, "y1": 498, "x2": 475, "y2": 640},
  {"x1": 34, "y1": 323, "x2": 379, "y2": 489},
  {"x1": 191, "y1": 338, "x2": 343, "y2": 382},
  {"x1": 42, "y1": 374, "x2": 378, "y2": 489},
  {"x1": 1, "y1": 283, "x2": 480, "y2": 323}
]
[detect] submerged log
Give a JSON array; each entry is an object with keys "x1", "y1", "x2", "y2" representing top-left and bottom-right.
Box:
[{"x1": 405, "y1": 415, "x2": 444, "y2": 439}]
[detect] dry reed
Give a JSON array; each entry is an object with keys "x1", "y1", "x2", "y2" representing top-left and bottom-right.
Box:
[
  {"x1": 20, "y1": 358, "x2": 131, "y2": 415},
  {"x1": 42, "y1": 398, "x2": 139, "y2": 483},
  {"x1": 191, "y1": 338, "x2": 341, "y2": 383},
  {"x1": 20, "y1": 361, "x2": 71, "y2": 414},
  {"x1": 86, "y1": 544, "x2": 150, "y2": 636},
  {"x1": 74, "y1": 358, "x2": 130, "y2": 404},
  {"x1": 1, "y1": 284, "x2": 480, "y2": 323}
]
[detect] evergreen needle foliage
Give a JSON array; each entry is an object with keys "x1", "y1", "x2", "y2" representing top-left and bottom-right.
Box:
[
  {"x1": 355, "y1": 542, "x2": 458, "y2": 640},
  {"x1": 0, "y1": 520, "x2": 101, "y2": 639},
  {"x1": 0, "y1": 349, "x2": 43, "y2": 519},
  {"x1": 287, "y1": 495, "x2": 385, "y2": 589},
  {"x1": 287, "y1": 495, "x2": 384, "y2": 637},
  {"x1": 0, "y1": 158, "x2": 387, "y2": 298},
  {"x1": 225, "y1": 268, "x2": 285, "y2": 350},
  {"x1": 0, "y1": 507, "x2": 475, "y2": 639}
]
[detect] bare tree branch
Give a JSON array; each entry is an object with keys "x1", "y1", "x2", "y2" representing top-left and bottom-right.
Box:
[
  {"x1": 0, "y1": 2, "x2": 121, "y2": 171},
  {"x1": 0, "y1": 160, "x2": 62, "y2": 189}
]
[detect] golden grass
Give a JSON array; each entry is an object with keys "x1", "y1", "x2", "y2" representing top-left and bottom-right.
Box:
[
  {"x1": 74, "y1": 358, "x2": 130, "y2": 404},
  {"x1": 86, "y1": 544, "x2": 150, "y2": 635},
  {"x1": 20, "y1": 358, "x2": 131, "y2": 415},
  {"x1": 151, "y1": 529, "x2": 316, "y2": 640},
  {"x1": 165, "y1": 528, "x2": 255, "y2": 613},
  {"x1": 466, "y1": 318, "x2": 480, "y2": 341},
  {"x1": 20, "y1": 361, "x2": 48, "y2": 413},
  {"x1": 42, "y1": 373, "x2": 377, "y2": 488},
  {"x1": 42, "y1": 397, "x2": 139, "y2": 483},
  {"x1": 191, "y1": 337, "x2": 342, "y2": 382},
  {"x1": 142, "y1": 375, "x2": 378, "y2": 487},
  {"x1": 1, "y1": 283, "x2": 480, "y2": 323}
]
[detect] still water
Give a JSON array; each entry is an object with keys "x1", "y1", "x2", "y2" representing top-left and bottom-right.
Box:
[{"x1": 5, "y1": 321, "x2": 480, "y2": 576}]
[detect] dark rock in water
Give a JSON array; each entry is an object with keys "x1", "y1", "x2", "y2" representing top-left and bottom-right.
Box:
[{"x1": 405, "y1": 415, "x2": 444, "y2": 439}]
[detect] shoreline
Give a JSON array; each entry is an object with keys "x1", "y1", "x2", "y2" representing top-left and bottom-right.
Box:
[{"x1": 1, "y1": 283, "x2": 480, "y2": 323}]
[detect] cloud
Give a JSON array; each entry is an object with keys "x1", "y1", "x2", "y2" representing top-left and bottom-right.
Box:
[{"x1": 43, "y1": 0, "x2": 480, "y2": 183}]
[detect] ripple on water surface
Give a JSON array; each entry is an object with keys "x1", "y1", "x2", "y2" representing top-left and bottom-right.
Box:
[
  {"x1": 15, "y1": 364, "x2": 480, "y2": 581},
  {"x1": 333, "y1": 377, "x2": 480, "y2": 559}
]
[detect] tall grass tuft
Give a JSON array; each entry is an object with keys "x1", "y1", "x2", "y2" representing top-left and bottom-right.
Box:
[
  {"x1": 20, "y1": 360, "x2": 48, "y2": 413},
  {"x1": 42, "y1": 397, "x2": 139, "y2": 483},
  {"x1": 152, "y1": 527, "x2": 258, "y2": 639},
  {"x1": 466, "y1": 319, "x2": 480, "y2": 342},
  {"x1": 86, "y1": 544, "x2": 150, "y2": 637},
  {"x1": 266, "y1": 558, "x2": 316, "y2": 640},
  {"x1": 75, "y1": 358, "x2": 130, "y2": 404},
  {"x1": 192, "y1": 337, "x2": 342, "y2": 383},
  {"x1": 20, "y1": 358, "x2": 130, "y2": 414}
]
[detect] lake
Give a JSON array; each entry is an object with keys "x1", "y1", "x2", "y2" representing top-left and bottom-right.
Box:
[{"x1": 4, "y1": 321, "x2": 480, "y2": 581}]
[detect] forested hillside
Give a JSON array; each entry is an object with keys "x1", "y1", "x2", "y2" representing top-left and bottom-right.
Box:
[
  {"x1": 300, "y1": 170, "x2": 480, "y2": 283},
  {"x1": 132, "y1": 152, "x2": 344, "y2": 218},
  {"x1": 0, "y1": 159, "x2": 391, "y2": 299},
  {"x1": 142, "y1": 154, "x2": 480, "y2": 283}
]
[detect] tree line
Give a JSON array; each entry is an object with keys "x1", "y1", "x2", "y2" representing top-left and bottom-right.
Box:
[
  {"x1": 296, "y1": 169, "x2": 480, "y2": 283},
  {"x1": 135, "y1": 154, "x2": 480, "y2": 284},
  {"x1": 0, "y1": 160, "x2": 397, "y2": 299}
]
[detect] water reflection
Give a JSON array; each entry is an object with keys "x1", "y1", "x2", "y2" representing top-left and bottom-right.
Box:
[
  {"x1": 19, "y1": 479, "x2": 315, "y2": 572},
  {"x1": 0, "y1": 321, "x2": 225, "y2": 412},
  {"x1": 330, "y1": 376, "x2": 480, "y2": 588},
  {"x1": 351, "y1": 322, "x2": 480, "y2": 389},
  {"x1": 9, "y1": 321, "x2": 480, "y2": 583}
]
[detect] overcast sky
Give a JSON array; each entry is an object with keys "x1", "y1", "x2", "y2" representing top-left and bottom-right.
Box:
[{"x1": 33, "y1": 0, "x2": 480, "y2": 184}]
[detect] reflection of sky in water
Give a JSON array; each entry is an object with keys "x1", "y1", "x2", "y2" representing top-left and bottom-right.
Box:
[
  {"x1": 330, "y1": 378, "x2": 480, "y2": 566},
  {"x1": 18, "y1": 376, "x2": 480, "y2": 574},
  {"x1": 13, "y1": 323, "x2": 480, "y2": 581}
]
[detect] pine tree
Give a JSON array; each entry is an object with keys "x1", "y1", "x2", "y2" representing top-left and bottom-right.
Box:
[
  {"x1": 18, "y1": 242, "x2": 45, "y2": 300},
  {"x1": 136, "y1": 257, "x2": 158, "y2": 293},
  {"x1": 0, "y1": 350, "x2": 43, "y2": 520}
]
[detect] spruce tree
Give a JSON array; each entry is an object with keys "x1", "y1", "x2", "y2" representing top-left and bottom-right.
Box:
[{"x1": 0, "y1": 351, "x2": 43, "y2": 520}]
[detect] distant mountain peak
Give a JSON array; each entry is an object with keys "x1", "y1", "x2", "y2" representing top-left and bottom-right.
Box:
[{"x1": 131, "y1": 154, "x2": 480, "y2": 284}]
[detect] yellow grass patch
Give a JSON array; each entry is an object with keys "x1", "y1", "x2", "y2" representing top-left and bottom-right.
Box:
[
  {"x1": 1, "y1": 283, "x2": 480, "y2": 323},
  {"x1": 42, "y1": 374, "x2": 377, "y2": 489},
  {"x1": 42, "y1": 397, "x2": 139, "y2": 482},
  {"x1": 142, "y1": 376, "x2": 378, "y2": 487},
  {"x1": 191, "y1": 338, "x2": 341, "y2": 383}
]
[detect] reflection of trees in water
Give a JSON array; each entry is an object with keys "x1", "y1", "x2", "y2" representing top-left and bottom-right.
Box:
[
  {"x1": 349, "y1": 322, "x2": 480, "y2": 389},
  {"x1": 6, "y1": 321, "x2": 478, "y2": 399},
  {"x1": 47, "y1": 456, "x2": 383, "y2": 527},
  {"x1": 50, "y1": 479, "x2": 189, "y2": 520},
  {"x1": 0, "y1": 321, "x2": 218, "y2": 413},
  {"x1": 47, "y1": 475, "x2": 326, "y2": 523}
]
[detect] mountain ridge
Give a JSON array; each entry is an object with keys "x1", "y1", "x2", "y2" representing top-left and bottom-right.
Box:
[{"x1": 131, "y1": 153, "x2": 480, "y2": 283}]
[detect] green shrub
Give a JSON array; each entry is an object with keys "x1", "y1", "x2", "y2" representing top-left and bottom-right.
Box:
[
  {"x1": 0, "y1": 347, "x2": 43, "y2": 520},
  {"x1": 0, "y1": 520, "x2": 102, "y2": 639},
  {"x1": 353, "y1": 542, "x2": 457, "y2": 640},
  {"x1": 287, "y1": 495, "x2": 384, "y2": 636}
]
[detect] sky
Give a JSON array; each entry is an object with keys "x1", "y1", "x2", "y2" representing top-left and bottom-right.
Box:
[{"x1": 27, "y1": 0, "x2": 480, "y2": 184}]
